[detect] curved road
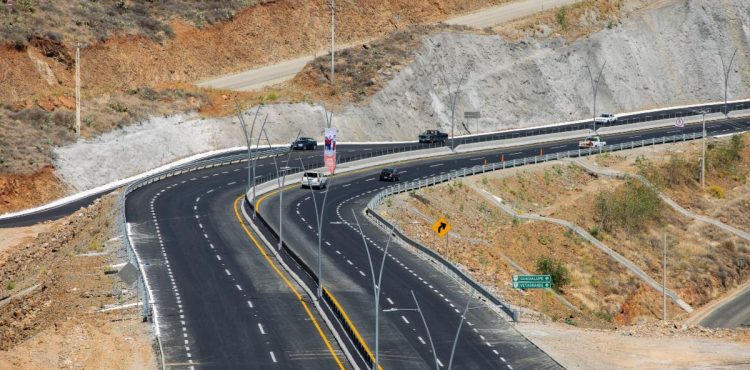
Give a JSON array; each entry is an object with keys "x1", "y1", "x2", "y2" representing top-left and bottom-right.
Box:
[{"x1": 2, "y1": 115, "x2": 748, "y2": 368}]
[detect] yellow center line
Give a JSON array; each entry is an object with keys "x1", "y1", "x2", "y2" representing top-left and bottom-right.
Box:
[{"x1": 232, "y1": 196, "x2": 345, "y2": 369}]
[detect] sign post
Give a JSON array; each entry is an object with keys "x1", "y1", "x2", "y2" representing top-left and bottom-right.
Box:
[
  {"x1": 432, "y1": 216, "x2": 451, "y2": 257},
  {"x1": 512, "y1": 275, "x2": 552, "y2": 289},
  {"x1": 464, "y1": 111, "x2": 481, "y2": 134}
]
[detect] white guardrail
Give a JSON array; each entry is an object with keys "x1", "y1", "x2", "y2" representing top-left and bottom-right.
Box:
[{"x1": 364, "y1": 131, "x2": 716, "y2": 317}]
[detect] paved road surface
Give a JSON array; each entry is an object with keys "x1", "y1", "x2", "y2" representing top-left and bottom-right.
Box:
[{"x1": 700, "y1": 287, "x2": 750, "y2": 328}]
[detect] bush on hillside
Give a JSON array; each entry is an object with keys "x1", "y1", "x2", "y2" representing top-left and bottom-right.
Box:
[
  {"x1": 595, "y1": 180, "x2": 662, "y2": 233},
  {"x1": 536, "y1": 257, "x2": 570, "y2": 292}
]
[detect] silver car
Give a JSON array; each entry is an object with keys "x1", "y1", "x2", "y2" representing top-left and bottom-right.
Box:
[{"x1": 301, "y1": 171, "x2": 328, "y2": 189}]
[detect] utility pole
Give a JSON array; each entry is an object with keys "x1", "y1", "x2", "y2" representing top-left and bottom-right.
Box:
[
  {"x1": 330, "y1": 0, "x2": 335, "y2": 85},
  {"x1": 719, "y1": 48, "x2": 738, "y2": 116},
  {"x1": 75, "y1": 42, "x2": 82, "y2": 137},
  {"x1": 691, "y1": 109, "x2": 709, "y2": 188},
  {"x1": 663, "y1": 233, "x2": 667, "y2": 322},
  {"x1": 585, "y1": 61, "x2": 606, "y2": 133}
]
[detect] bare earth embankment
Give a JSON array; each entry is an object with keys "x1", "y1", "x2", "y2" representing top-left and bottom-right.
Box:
[
  {"x1": 377, "y1": 133, "x2": 750, "y2": 367},
  {"x1": 0, "y1": 193, "x2": 155, "y2": 369}
]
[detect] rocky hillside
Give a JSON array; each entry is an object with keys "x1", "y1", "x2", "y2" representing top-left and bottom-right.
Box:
[{"x1": 268, "y1": 0, "x2": 750, "y2": 139}]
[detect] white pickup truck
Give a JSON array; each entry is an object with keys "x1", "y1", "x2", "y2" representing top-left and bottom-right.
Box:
[
  {"x1": 579, "y1": 136, "x2": 606, "y2": 148},
  {"x1": 594, "y1": 113, "x2": 617, "y2": 124}
]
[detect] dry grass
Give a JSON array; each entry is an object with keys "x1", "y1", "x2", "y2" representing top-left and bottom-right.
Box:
[
  {"x1": 379, "y1": 144, "x2": 750, "y2": 327},
  {"x1": 0, "y1": 1, "x2": 260, "y2": 47},
  {"x1": 0, "y1": 86, "x2": 209, "y2": 174},
  {"x1": 292, "y1": 24, "x2": 486, "y2": 107},
  {"x1": 494, "y1": 0, "x2": 628, "y2": 41}
]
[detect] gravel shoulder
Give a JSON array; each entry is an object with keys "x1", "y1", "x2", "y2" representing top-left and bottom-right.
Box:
[{"x1": 516, "y1": 321, "x2": 750, "y2": 369}]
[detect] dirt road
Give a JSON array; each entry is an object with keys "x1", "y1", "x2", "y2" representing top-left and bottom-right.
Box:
[{"x1": 197, "y1": 0, "x2": 581, "y2": 91}]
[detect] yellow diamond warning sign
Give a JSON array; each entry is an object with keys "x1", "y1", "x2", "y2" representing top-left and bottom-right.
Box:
[{"x1": 432, "y1": 216, "x2": 451, "y2": 238}]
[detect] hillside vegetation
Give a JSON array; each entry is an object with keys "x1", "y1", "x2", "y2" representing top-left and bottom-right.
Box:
[
  {"x1": 378, "y1": 134, "x2": 750, "y2": 327},
  {"x1": 1, "y1": 0, "x2": 258, "y2": 46}
]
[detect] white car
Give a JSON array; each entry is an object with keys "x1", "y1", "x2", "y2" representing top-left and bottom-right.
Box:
[
  {"x1": 594, "y1": 113, "x2": 617, "y2": 124},
  {"x1": 579, "y1": 136, "x2": 607, "y2": 148},
  {"x1": 301, "y1": 171, "x2": 328, "y2": 189}
]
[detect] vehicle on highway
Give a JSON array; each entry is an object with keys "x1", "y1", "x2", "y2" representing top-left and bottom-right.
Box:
[
  {"x1": 301, "y1": 171, "x2": 328, "y2": 189},
  {"x1": 594, "y1": 113, "x2": 617, "y2": 124},
  {"x1": 292, "y1": 137, "x2": 318, "y2": 150},
  {"x1": 418, "y1": 129, "x2": 448, "y2": 143},
  {"x1": 379, "y1": 168, "x2": 400, "y2": 182},
  {"x1": 578, "y1": 136, "x2": 607, "y2": 148}
]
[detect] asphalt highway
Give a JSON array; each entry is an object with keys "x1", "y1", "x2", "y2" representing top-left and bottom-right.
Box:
[
  {"x1": 2, "y1": 115, "x2": 749, "y2": 369},
  {"x1": 255, "y1": 117, "x2": 750, "y2": 368},
  {"x1": 4, "y1": 100, "x2": 746, "y2": 229},
  {"x1": 700, "y1": 288, "x2": 750, "y2": 328}
]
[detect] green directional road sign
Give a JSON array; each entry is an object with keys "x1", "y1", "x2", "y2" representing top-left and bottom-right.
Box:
[{"x1": 512, "y1": 275, "x2": 552, "y2": 289}]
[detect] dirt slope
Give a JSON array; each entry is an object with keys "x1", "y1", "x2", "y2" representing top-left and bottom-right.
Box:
[
  {"x1": 0, "y1": 0, "x2": 508, "y2": 103},
  {"x1": 0, "y1": 193, "x2": 155, "y2": 368}
]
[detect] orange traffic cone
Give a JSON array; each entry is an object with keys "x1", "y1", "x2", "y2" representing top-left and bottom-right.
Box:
[{"x1": 501, "y1": 154, "x2": 505, "y2": 162}]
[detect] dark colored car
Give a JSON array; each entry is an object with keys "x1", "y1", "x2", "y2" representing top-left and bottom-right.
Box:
[
  {"x1": 379, "y1": 168, "x2": 400, "y2": 182},
  {"x1": 292, "y1": 137, "x2": 317, "y2": 150},
  {"x1": 418, "y1": 130, "x2": 448, "y2": 144}
]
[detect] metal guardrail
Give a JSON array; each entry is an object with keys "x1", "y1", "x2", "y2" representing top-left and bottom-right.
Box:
[
  {"x1": 365, "y1": 131, "x2": 710, "y2": 318},
  {"x1": 118, "y1": 146, "x2": 289, "y2": 321},
  {"x1": 440, "y1": 101, "x2": 750, "y2": 145}
]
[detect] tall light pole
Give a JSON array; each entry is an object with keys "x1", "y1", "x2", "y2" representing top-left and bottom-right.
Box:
[
  {"x1": 662, "y1": 233, "x2": 667, "y2": 322},
  {"x1": 383, "y1": 291, "x2": 439, "y2": 370},
  {"x1": 447, "y1": 295, "x2": 473, "y2": 370},
  {"x1": 352, "y1": 210, "x2": 394, "y2": 370},
  {"x1": 75, "y1": 42, "x2": 82, "y2": 137},
  {"x1": 264, "y1": 129, "x2": 300, "y2": 251},
  {"x1": 330, "y1": 0, "x2": 335, "y2": 84},
  {"x1": 236, "y1": 104, "x2": 262, "y2": 195},
  {"x1": 427, "y1": 39, "x2": 471, "y2": 151},
  {"x1": 298, "y1": 155, "x2": 333, "y2": 298},
  {"x1": 719, "y1": 48, "x2": 738, "y2": 116},
  {"x1": 691, "y1": 109, "x2": 709, "y2": 188},
  {"x1": 585, "y1": 61, "x2": 606, "y2": 133}
]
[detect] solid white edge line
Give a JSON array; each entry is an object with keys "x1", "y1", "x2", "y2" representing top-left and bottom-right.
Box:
[
  {"x1": 5, "y1": 99, "x2": 747, "y2": 221},
  {"x1": 126, "y1": 223, "x2": 166, "y2": 370}
]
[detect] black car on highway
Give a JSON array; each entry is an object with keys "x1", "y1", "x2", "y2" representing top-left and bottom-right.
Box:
[
  {"x1": 292, "y1": 137, "x2": 317, "y2": 150},
  {"x1": 379, "y1": 168, "x2": 400, "y2": 182}
]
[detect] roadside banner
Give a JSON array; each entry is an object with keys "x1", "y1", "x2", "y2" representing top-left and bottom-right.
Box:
[{"x1": 324, "y1": 127, "x2": 337, "y2": 174}]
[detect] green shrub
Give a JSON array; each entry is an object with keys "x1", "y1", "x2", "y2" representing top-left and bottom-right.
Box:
[
  {"x1": 6, "y1": 281, "x2": 16, "y2": 291},
  {"x1": 556, "y1": 6, "x2": 568, "y2": 28},
  {"x1": 109, "y1": 102, "x2": 129, "y2": 113},
  {"x1": 596, "y1": 311, "x2": 613, "y2": 322},
  {"x1": 589, "y1": 226, "x2": 601, "y2": 239},
  {"x1": 90, "y1": 240, "x2": 104, "y2": 252},
  {"x1": 706, "y1": 184, "x2": 725, "y2": 199},
  {"x1": 708, "y1": 134, "x2": 744, "y2": 177},
  {"x1": 536, "y1": 256, "x2": 570, "y2": 292},
  {"x1": 595, "y1": 180, "x2": 662, "y2": 232}
]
